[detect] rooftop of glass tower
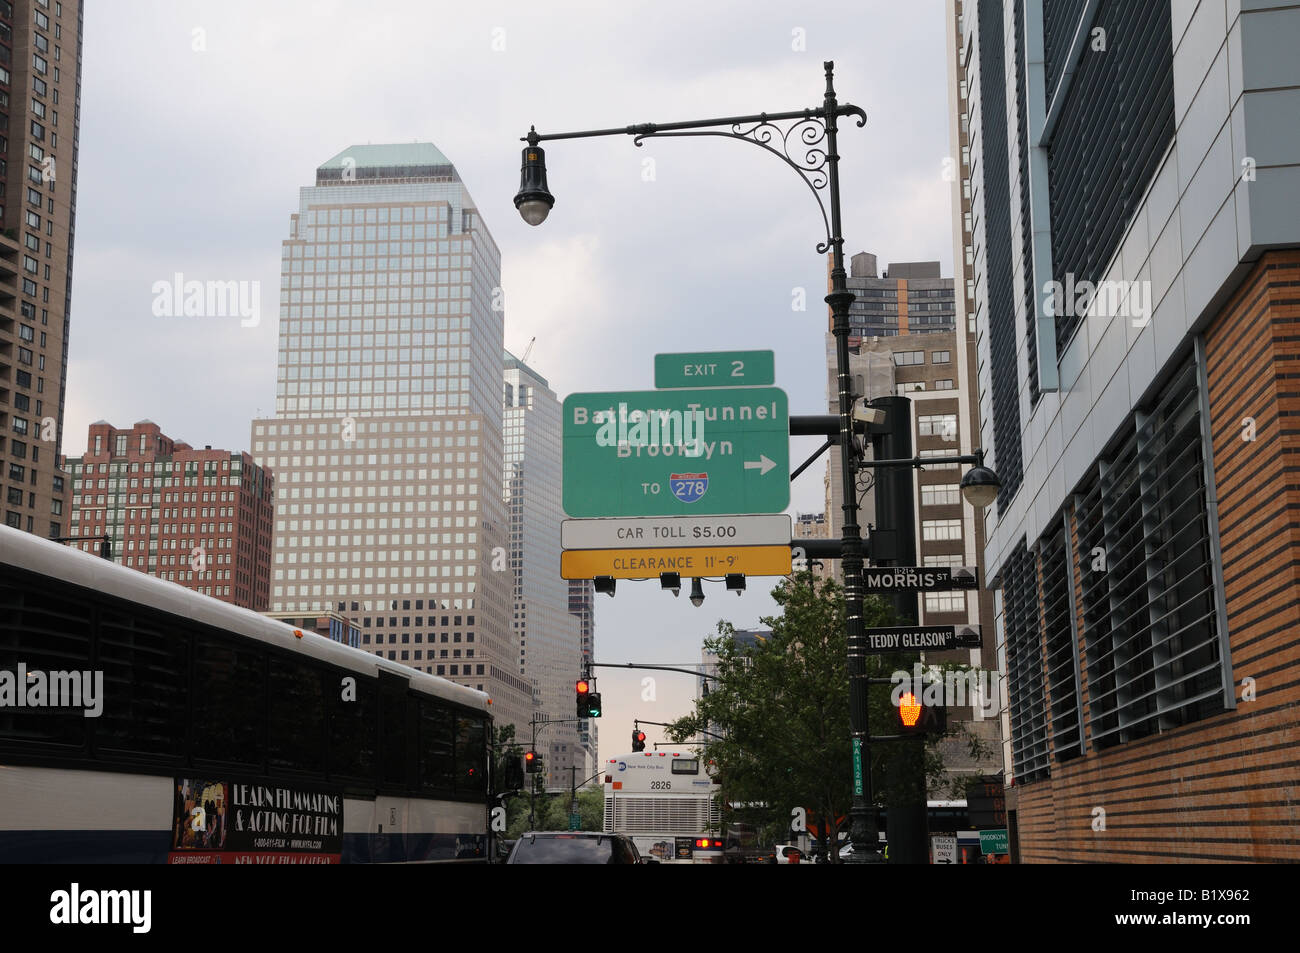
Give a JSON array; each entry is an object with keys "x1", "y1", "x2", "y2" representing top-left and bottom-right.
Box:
[{"x1": 316, "y1": 142, "x2": 458, "y2": 184}]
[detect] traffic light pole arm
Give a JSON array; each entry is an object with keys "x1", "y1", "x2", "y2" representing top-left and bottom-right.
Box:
[
  {"x1": 636, "y1": 720, "x2": 727, "y2": 744},
  {"x1": 51, "y1": 534, "x2": 112, "y2": 559},
  {"x1": 589, "y1": 662, "x2": 719, "y2": 683},
  {"x1": 858, "y1": 450, "x2": 985, "y2": 470}
]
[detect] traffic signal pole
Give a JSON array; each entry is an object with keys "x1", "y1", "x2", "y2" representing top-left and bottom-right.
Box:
[{"x1": 870, "y1": 397, "x2": 929, "y2": 864}]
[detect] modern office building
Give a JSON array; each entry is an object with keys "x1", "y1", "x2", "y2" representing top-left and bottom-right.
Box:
[
  {"x1": 953, "y1": 0, "x2": 1300, "y2": 861},
  {"x1": 568, "y1": 578, "x2": 598, "y2": 774},
  {"x1": 503, "y1": 349, "x2": 584, "y2": 790},
  {"x1": 824, "y1": 252, "x2": 1001, "y2": 792},
  {"x1": 0, "y1": 0, "x2": 83, "y2": 540},
  {"x1": 263, "y1": 609, "x2": 361, "y2": 649},
  {"x1": 65, "y1": 420, "x2": 274, "y2": 609},
  {"x1": 250, "y1": 143, "x2": 531, "y2": 736}
]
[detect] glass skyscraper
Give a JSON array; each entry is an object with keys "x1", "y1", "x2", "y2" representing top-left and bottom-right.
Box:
[
  {"x1": 503, "y1": 351, "x2": 591, "y2": 787},
  {"x1": 251, "y1": 143, "x2": 532, "y2": 734}
]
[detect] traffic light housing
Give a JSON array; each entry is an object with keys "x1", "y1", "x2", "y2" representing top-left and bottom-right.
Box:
[
  {"x1": 502, "y1": 753, "x2": 525, "y2": 791},
  {"x1": 525, "y1": 750, "x2": 541, "y2": 773},
  {"x1": 632, "y1": 730, "x2": 647, "y2": 752},
  {"x1": 575, "y1": 679, "x2": 602, "y2": 718},
  {"x1": 894, "y1": 691, "x2": 947, "y2": 736}
]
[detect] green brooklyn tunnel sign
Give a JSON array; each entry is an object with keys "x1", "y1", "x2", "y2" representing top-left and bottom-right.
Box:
[{"x1": 561, "y1": 387, "x2": 791, "y2": 518}]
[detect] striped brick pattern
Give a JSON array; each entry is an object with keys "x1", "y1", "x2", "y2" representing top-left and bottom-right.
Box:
[{"x1": 1011, "y1": 250, "x2": 1300, "y2": 862}]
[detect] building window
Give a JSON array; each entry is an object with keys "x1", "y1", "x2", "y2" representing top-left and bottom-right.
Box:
[
  {"x1": 1039, "y1": 519, "x2": 1082, "y2": 761},
  {"x1": 934, "y1": 379, "x2": 954, "y2": 390},
  {"x1": 931, "y1": 350, "x2": 951, "y2": 364},
  {"x1": 923, "y1": 591, "x2": 966, "y2": 614},
  {"x1": 1003, "y1": 542, "x2": 1050, "y2": 783},
  {"x1": 1073, "y1": 354, "x2": 1225, "y2": 750},
  {"x1": 917, "y1": 414, "x2": 957, "y2": 441},
  {"x1": 893, "y1": 350, "x2": 924, "y2": 366},
  {"x1": 921, "y1": 519, "x2": 962, "y2": 541},
  {"x1": 920, "y1": 484, "x2": 960, "y2": 507}
]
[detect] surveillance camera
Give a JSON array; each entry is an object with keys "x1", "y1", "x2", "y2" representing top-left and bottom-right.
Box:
[{"x1": 853, "y1": 400, "x2": 885, "y2": 425}]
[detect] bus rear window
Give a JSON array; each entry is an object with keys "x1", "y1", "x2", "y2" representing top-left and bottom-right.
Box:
[{"x1": 670, "y1": 759, "x2": 699, "y2": 775}]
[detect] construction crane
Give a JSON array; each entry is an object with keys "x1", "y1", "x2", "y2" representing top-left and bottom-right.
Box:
[{"x1": 521, "y1": 336, "x2": 536, "y2": 364}]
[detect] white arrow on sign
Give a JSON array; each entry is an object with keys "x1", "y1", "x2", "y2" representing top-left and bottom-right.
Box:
[{"x1": 744, "y1": 454, "x2": 776, "y2": 475}]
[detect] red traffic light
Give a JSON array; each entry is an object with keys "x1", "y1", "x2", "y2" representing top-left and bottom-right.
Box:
[
  {"x1": 525, "y1": 750, "x2": 536, "y2": 762},
  {"x1": 576, "y1": 679, "x2": 590, "y2": 695}
]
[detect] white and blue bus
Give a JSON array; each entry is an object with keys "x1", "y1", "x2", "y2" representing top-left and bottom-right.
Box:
[
  {"x1": 603, "y1": 750, "x2": 722, "y2": 863},
  {"x1": 0, "y1": 526, "x2": 491, "y2": 863}
]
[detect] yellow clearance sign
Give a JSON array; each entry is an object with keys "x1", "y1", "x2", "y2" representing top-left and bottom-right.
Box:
[{"x1": 560, "y1": 545, "x2": 792, "y2": 580}]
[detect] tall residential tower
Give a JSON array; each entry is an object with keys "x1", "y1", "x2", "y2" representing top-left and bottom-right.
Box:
[{"x1": 0, "y1": 0, "x2": 83, "y2": 540}]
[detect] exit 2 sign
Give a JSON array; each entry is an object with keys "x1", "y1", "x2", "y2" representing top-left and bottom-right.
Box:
[{"x1": 655, "y1": 350, "x2": 774, "y2": 389}]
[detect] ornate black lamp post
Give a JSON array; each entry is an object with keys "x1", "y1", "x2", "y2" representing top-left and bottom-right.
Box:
[{"x1": 513, "y1": 62, "x2": 893, "y2": 861}]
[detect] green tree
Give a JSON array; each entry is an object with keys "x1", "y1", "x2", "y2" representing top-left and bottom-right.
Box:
[
  {"x1": 575, "y1": 786, "x2": 604, "y2": 831},
  {"x1": 493, "y1": 724, "x2": 537, "y2": 839},
  {"x1": 665, "y1": 569, "x2": 989, "y2": 862}
]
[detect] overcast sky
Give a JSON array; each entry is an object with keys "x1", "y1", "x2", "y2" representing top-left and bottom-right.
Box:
[{"x1": 67, "y1": 0, "x2": 956, "y2": 763}]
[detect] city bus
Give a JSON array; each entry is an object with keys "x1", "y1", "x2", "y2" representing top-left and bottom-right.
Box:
[
  {"x1": 0, "y1": 526, "x2": 492, "y2": 863},
  {"x1": 603, "y1": 749, "x2": 721, "y2": 863}
]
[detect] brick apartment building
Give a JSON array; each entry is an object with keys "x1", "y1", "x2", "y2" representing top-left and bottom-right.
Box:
[{"x1": 65, "y1": 420, "x2": 274, "y2": 610}]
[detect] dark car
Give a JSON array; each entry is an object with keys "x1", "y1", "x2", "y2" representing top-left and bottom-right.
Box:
[{"x1": 505, "y1": 832, "x2": 646, "y2": 864}]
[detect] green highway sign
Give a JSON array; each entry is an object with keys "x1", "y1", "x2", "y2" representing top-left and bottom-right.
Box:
[
  {"x1": 562, "y1": 387, "x2": 790, "y2": 518},
  {"x1": 979, "y1": 828, "x2": 1009, "y2": 854},
  {"x1": 654, "y1": 350, "x2": 775, "y2": 389}
]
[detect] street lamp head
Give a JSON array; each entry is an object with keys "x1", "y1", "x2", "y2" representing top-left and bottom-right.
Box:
[
  {"x1": 514, "y1": 133, "x2": 554, "y2": 226},
  {"x1": 960, "y1": 463, "x2": 1000, "y2": 508},
  {"x1": 689, "y1": 577, "x2": 705, "y2": 608}
]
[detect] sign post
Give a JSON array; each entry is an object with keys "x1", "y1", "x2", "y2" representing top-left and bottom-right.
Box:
[
  {"x1": 863, "y1": 566, "x2": 979, "y2": 592},
  {"x1": 930, "y1": 835, "x2": 958, "y2": 864},
  {"x1": 561, "y1": 514, "x2": 790, "y2": 550},
  {"x1": 863, "y1": 624, "x2": 982, "y2": 653}
]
